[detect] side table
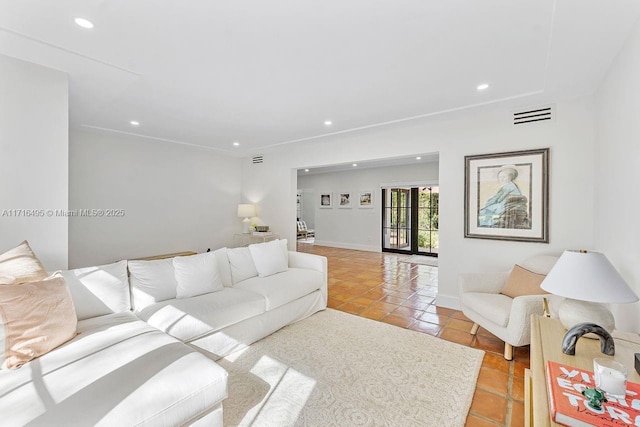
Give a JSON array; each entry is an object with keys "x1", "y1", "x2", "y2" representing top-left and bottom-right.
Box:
[{"x1": 526, "y1": 315, "x2": 640, "y2": 426}]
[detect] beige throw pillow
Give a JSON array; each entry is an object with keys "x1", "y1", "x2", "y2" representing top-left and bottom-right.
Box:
[
  {"x1": 0, "y1": 241, "x2": 48, "y2": 285},
  {"x1": 0, "y1": 276, "x2": 77, "y2": 369},
  {"x1": 500, "y1": 264, "x2": 549, "y2": 298}
]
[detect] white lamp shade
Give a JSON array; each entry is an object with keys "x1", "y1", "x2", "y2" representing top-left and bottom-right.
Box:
[
  {"x1": 540, "y1": 250, "x2": 638, "y2": 304},
  {"x1": 237, "y1": 204, "x2": 256, "y2": 218}
]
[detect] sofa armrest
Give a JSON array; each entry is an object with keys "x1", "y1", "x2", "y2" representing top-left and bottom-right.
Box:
[
  {"x1": 458, "y1": 271, "x2": 509, "y2": 294},
  {"x1": 288, "y1": 251, "x2": 328, "y2": 304},
  {"x1": 288, "y1": 251, "x2": 326, "y2": 273}
]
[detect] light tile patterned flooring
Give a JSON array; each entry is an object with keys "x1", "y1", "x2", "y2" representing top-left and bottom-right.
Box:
[{"x1": 297, "y1": 242, "x2": 528, "y2": 427}]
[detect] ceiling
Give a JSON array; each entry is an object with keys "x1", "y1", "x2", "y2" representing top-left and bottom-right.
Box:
[{"x1": 1, "y1": 1, "x2": 639, "y2": 156}]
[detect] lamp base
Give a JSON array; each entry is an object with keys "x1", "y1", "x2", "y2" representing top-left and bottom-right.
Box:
[
  {"x1": 242, "y1": 217, "x2": 251, "y2": 234},
  {"x1": 558, "y1": 298, "x2": 615, "y2": 337}
]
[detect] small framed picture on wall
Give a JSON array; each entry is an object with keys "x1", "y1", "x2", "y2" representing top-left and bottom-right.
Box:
[
  {"x1": 358, "y1": 191, "x2": 373, "y2": 208},
  {"x1": 338, "y1": 192, "x2": 352, "y2": 208},
  {"x1": 319, "y1": 192, "x2": 333, "y2": 208}
]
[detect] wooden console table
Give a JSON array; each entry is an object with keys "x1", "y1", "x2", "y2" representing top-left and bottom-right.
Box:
[
  {"x1": 526, "y1": 315, "x2": 640, "y2": 426},
  {"x1": 233, "y1": 232, "x2": 279, "y2": 247}
]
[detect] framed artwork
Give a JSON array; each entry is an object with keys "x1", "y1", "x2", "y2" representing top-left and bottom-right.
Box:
[
  {"x1": 464, "y1": 148, "x2": 549, "y2": 242},
  {"x1": 338, "y1": 192, "x2": 352, "y2": 208},
  {"x1": 319, "y1": 192, "x2": 333, "y2": 209},
  {"x1": 358, "y1": 191, "x2": 373, "y2": 208}
]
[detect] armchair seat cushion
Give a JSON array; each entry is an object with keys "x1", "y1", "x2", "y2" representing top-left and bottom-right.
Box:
[{"x1": 461, "y1": 292, "x2": 512, "y2": 327}]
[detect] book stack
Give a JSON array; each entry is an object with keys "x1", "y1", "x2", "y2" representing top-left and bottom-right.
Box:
[
  {"x1": 252, "y1": 231, "x2": 273, "y2": 236},
  {"x1": 547, "y1": 360, "x2": 640, "y2": 426}
]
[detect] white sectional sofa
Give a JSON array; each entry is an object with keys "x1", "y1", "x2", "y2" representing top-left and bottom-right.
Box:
[{"x1": 0, "y1": 240, "x2": 327, "y2": 426}]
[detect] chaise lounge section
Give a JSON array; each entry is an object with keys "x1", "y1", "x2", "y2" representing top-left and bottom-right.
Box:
[{"x1": 0, "y1": 239, "x2": 327, "y2": 426}]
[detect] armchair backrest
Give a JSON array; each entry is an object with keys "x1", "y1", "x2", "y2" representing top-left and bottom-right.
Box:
[{"x1": 519, "y1": 255, "x2": 558, "y2": 275}]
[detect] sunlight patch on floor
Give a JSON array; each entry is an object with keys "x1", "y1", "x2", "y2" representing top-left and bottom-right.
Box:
[{"x1": 239, "y1": 355, "x2": 316, "y2": 426}]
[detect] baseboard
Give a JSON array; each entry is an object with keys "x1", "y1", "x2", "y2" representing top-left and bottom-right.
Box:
[
  {"x1": 435, "y1": 293, "x2": 460, "y2": 310},
  {"x1": 312, "y1": 240, "x2": 380, "y2": 253}
]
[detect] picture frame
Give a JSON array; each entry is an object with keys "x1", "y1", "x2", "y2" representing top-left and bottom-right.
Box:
[
  {"x1": 319, "y1": 192, "x2": 333, "y2": 209},
  {"x1": 338, "y1": 192, "x2": 352, "y2": 208},
  {"x1": 358, "y1": 191, "x2": 373, "y2": 209},
  {"x1": 464, "y1": 148, "x2": 549, "y2": 242}
]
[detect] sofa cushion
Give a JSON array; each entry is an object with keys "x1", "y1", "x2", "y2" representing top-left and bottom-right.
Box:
[
  {"x1": 128, "y1": 257, "x2": 178, "y2": 311},
  {"x1": 227, "y1": 247, "x2": 258, "y2": 284},
  {"x1": 56, "y1": 260, "x2": 130, "y2": 320},
  {"x1": 234, "y1": 267, "x2": 324, "y2": 311},
  {"x1": 461, "y1": 292, "x2": 512, "y2": 327},
  {"x1": 0, "y1": 276, "x2": 77, "y2": 369},
  {"x1": 213, "y1": 247, "x2": 233, "y2": 287},
  {"x1": 249, "y1": 239, "x2": 289, "y2": 277},
  {"x1": 500, "y1": 264, "x2": 549, "y2": 298},
  {"x1": 173, "y1": 252, "x2": 223, "y2": 299},
  {"x1": 0, "y1": 312, "x2": 228, "y2": 426},
  {"x1": 136, "y1": 287, "x2": 266, "y2": 342},
  {"x1": 0, "y1": 240, "x2": 48, "y2": 285}
]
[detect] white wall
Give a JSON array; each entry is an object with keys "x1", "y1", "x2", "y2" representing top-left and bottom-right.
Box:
[
  {"x1": 242, "y1": 97, "x2": 596, "y2": 311},
  {"x1": 299, "y1": 188, "x2": 315, "y2": 227},
  {"x1": 297, "y1": 162, "x2": 439, "y2": 251},
  {"x1": 594, "y1": 18, "x2": 640, "y2": 332},
  {"x1": 0, "y1": 54, "x2": 69, "y2": 270},
  {"x1": 69, "y1": 130, "x2": 242, "y2": 268}
]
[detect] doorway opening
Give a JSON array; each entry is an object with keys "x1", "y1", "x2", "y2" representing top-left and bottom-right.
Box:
[{"x1": 382, "y1": 186, "x2": 439, "y2": 256}]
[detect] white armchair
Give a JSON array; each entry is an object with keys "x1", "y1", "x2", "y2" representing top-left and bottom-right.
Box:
[{"x1": 458, "y1": 255, "x2": 558, "y2": 360}]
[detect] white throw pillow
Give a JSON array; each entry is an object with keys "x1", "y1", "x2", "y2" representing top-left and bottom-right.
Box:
[
  {"x1": 56, "y1": 260, "x2": 130, "y2": 320},
  {"x1": 227, "y1": 247, "x2": 258, "y2": 285},
  {"x1": 213, "y1": 247, "x2": 233, "y2": 287},
  {"x1": 128, "y1": 258, "x2": 179, "y2": 311},
  {"x1": 173, "y1": 252, "x2": 223, "y2": 299},
  {"x1": 249, "y1": 239, "x2": 289, "y2": 277}
]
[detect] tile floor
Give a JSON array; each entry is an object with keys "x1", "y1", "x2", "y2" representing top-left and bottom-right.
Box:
[{"x1": 297, "y1": 242, "x2": 528, "y2": 427}]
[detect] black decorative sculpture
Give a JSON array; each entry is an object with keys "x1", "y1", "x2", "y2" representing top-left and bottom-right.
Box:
[{"x1": 562, "y1": 323, "x2": 615, "y2": 356}]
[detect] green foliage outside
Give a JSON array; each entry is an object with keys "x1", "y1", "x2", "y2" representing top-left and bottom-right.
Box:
[{"x1": 418, "y1": 190, "x2": 438, "y2": 251}]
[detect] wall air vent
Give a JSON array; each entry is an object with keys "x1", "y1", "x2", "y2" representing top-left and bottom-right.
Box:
[
  {"x1": 252, "y1": 155, "x2": 264, "y2": 164},
  {"x1": 513, "y1": 106, "x2": 553, "y2": 125}
]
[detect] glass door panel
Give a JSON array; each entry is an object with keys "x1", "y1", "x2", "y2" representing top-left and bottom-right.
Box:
[
  {"x1": 417, "y1": 187, "x2": 439, "y2": 255},
  {"x1": 382, "y1": 188, "x2": 411, "y2": 251},
  {"x1": 383, "y1": 186, "x2": 439, "y2": 256}
]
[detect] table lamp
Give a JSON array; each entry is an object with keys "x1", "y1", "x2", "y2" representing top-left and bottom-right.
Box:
[
  {"x1": 540, "y1": 250, "x2": 638, "y2": 333},
  {"x1": 237, "y1": 204, "x2": 256, "y2": 234}
]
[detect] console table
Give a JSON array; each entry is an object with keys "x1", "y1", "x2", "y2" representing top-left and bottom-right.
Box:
[
  {"x1": 233, "y1": 233, "x2": 279, "y2": 247},
  {"x1": 526, "y1": 315, "x2": 640, "y2": 426}
]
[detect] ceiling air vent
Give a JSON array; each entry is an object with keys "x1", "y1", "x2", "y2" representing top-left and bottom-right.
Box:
[
  {"x1": 252, "y1": 155, "x2": 264, "y2": 164},
  {"x1": 513, "y1": 106, "x2": 553, "y2": 125}
]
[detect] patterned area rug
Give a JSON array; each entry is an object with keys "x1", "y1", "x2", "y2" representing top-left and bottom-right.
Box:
[{"x1": 219, "y1": 309, "x2": 483, "y2": 426}]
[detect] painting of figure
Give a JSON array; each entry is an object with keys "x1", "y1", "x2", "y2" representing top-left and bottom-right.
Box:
[
  {"x1": 465, "y1": 148, "x2": 548, "y2": 242},
  {"x1": 477, "y1": 164, "x2": 530, "y2": 229}
]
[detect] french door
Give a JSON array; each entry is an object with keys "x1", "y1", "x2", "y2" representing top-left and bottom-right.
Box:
[{"x1": 382, "y1": 187, "x2": 438, "y2": 256}]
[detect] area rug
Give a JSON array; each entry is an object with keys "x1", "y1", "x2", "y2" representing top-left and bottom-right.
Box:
[
  {"x1": 219, "y1": 309, "x2": 484, "y2": 426},
  {"x1": 399, "y1": 255, "x2": 438, "y2": 267}
]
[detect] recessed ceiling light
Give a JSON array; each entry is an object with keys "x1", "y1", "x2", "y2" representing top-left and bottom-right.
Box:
[
  {"x1": 129, "y1": 120, "x2": 140, "y2": 126},
  {"x1": 352, "y1": 163, "x2": 358, "y2": 167},
  {"x1": 304, "y1": 169, "x2": 309, "y2": 172},
  {"x1": 477, "y1": 83, "x2": 490, "y2": 91},
  {"x1": 324, "y1": 120, "x2": 332, "y2": 126},
  {"x1": 74, "y1": 17, "x2": 94, "y2": 29},
  {"x1": 416, "y1": 156, "x2": 422, "y2": 160},
  {"x1": 233, "y1": 141, "x2": 240, "y2": 147}
]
